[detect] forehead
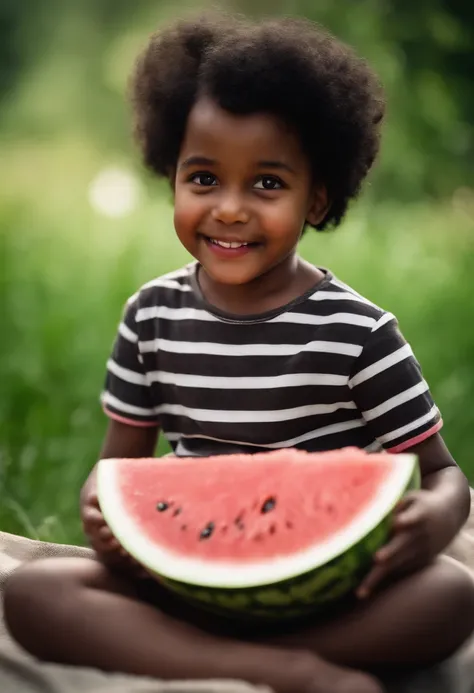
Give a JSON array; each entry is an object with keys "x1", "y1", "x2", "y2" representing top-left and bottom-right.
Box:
[{"x1": 180, "y1": 97, "x2": 305, "y2": 163}]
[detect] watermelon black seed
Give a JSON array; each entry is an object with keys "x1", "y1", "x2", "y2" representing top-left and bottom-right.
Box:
[
  {"x1": 200, "y1": 522, "x2": 215, "y2": 540},
  {"x1": 173, "y1": 507, "x2": 182, "y2": 517},
  {"x1": 261, "y1": 497, "x2": 276, "y2": 513},
  {"x1": 156, "y1": 502, "x2": 170, "y2": 512}
]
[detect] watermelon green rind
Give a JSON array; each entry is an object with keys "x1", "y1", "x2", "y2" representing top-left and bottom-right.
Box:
[
  {"x1": 161, "y1": 506, "x2": 400, "y2": 620},
  {"x1": 161, "y1": 510, "x2": 392, "y2": 620},
  {"x1": 97, "y1": 453, "x2": 419, "y2": 600}
]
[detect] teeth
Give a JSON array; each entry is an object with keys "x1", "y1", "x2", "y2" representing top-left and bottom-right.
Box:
[{"x1": 210, "y1": 239, "x2": 248, "y2": 249}]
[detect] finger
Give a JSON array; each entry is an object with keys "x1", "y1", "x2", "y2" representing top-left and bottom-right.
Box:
[
  {"x1": 88, "y1": 537, "x2": 113, "y2": 553},
  {"x1": 85, "y1": 492, "x2": 100, "y2": 508},
  {"x1": 82, "y1": 506, "x2": 105, "y2": 526},
  {"x1": 395, "y1": 490, "x2": 419, "y2": 509},
  {"x1": 356, "y1": 562, "x2": 391, "y2": 599},
  {"x1": 93, "y1": 535, "x2": 120, "y2": 551},
  {"x1": 395, "y1": 490, "x2": 426, "y2": 511},
  {"x1": 374, "y1": 531, "x2": 413, "y2": 563},
  {"x1": 393, "y1": 503, "x2": 425, "y2": 530},
  {"x1": 89, "y1": 536, "x2": 121, "y2": 554},
  {"x1": 105, "y1": 538, "x2": 121, "y2": 551},
  {"x1": 85, "y1": 527, "x2": 120, "y2": 550},
  {"x1": 357, "y1": 548, "x2": 424, "y2": 599},
  {"x1": 357, "y1": 534, "x2": 414, "y2": 598},
  {"x1": 98, "y1": 525, "x2": 114, "y2": 541}
]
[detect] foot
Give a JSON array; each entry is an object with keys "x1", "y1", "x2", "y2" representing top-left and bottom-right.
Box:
[
  {"x1": 305, "y1": 671, "x2": 383, "y2": 693},
  {"x1": 291, "y1": 653, "x2": 384, "y2": 693},
  {"x1": 320, "y1": 671, "x2": 384, "y2": 693}
]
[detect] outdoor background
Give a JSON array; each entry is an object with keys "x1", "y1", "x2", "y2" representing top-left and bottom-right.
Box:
[{"x1": 1, "y1": 0, "x2": 473, "y2": 545}]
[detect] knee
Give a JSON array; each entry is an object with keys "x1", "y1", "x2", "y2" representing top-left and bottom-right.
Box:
[
  {"x1": 5, "y1": 558, "x2": 61, "y2": 615},
  {"x1": 449, "y1": 559, "x2": 474, "y2": 615},
  {"x1": 6, "y1": 556, "x2": 85, "y2": 604},
  {"x1": 4, "y1": 557, "x2": 98, "y2": 655},
  {"x1": 440, "y1": 558, "x2": 474, "y2": 616},
  {"x1": 431, "y1": 558, "x2": 474, "y2": 657}
]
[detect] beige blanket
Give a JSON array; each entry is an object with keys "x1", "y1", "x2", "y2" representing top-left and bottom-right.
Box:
[{"x1": 1, "y1": 499, "x2": 474, "y2": 693}]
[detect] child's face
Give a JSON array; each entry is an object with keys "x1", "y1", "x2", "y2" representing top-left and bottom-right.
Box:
[{"x1": 173, "y1": 97, "x2": 327, "y2": 287}]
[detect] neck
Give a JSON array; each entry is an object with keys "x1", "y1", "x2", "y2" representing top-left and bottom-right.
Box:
[{"x1": 198, "y1": 254, "x2": 324, "y2": 316}]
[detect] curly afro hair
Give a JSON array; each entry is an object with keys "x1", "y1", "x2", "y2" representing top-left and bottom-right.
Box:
[{"x1": 131, "y1": 13, "x2": 385, "y2": 230}]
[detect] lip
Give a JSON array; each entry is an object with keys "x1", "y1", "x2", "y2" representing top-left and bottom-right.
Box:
[
  {"x1": 202, "y1": 235, "x2": 257, "y2": 259},
  {"x1": 202, "y1": 234, "x2": 255, "y2": 245}
]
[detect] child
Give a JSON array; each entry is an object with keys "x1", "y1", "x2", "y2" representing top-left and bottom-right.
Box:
[{"x1": 5, "y1": 12, "x2": 474, "y2": 693}]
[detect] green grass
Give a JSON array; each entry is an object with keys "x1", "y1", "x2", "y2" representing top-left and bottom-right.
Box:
[{"x1": 1, "y1": 193, "x2": 474, "y2": 545}]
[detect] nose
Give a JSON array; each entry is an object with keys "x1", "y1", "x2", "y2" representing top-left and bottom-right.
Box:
[{"x1": 211, "y1": 190, "x2": 249, "y2": 225}]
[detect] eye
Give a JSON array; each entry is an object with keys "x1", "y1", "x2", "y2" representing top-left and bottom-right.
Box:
[
  {"x1": 190, "y1": 172, "x2": 218, "y2": 187},
  {"x1": 254, "y1": 176, "x2": 284, "y2": 191}
]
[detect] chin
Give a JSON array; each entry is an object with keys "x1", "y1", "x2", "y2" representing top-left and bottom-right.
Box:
[{"x1": 206, "y1": 270, "x2": 254, "y2": 286}]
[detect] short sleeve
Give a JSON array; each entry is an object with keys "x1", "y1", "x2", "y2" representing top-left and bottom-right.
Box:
[
  {"x1": 349, "y1": 314, "x2": 442, "y2": 452},
  {"x1": 100, "y1": 297, "x2": 159, "y2": 428}
]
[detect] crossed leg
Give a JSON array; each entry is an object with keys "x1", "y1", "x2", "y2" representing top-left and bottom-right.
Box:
[{"x1": 4, "y1": 555, "x2": 474, "y2": 693}]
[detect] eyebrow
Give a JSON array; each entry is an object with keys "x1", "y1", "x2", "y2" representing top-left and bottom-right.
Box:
[
  {"x1": 257, "y1": 160, "x2": 296, "y2": 175},
  {"x1": 179, "y1": 156, "x2": 216, "y2": 170},
  {"x1": 179, "y1": 156, "x2": 296, "y2": 174}
]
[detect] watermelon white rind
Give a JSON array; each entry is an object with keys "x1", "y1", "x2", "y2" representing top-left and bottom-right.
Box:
[{"x1": 97, "y1": 452, "x2": 419, "y2": 619}]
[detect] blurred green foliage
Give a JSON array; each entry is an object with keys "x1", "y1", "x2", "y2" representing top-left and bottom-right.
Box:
[
  {"x1": 2, "y1": 0, "x2": 473, "y2": 200},
  {"x1": 0, "y1": 0, "x2": 473, "y2": 544}
]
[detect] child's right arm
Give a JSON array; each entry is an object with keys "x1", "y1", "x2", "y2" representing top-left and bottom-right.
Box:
[
  {"x1": 80, "y1": 419, "x2": 159, "y2": 568},
  {"x1": 84, "y1": 288, "x2": 160, "y2": 567}
]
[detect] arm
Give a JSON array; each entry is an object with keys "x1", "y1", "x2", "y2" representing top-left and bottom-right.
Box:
[
  {"x1": 348, "y1": 312, "x2": 470, "y2": 544},
  {"x1": 80, "y1": 419, "x2": 159, "y2": 507},
  {"x1": 83, "y1": 288, "x2": 161, "y2": 567},
  {"x1": 410, "y1": 432, "x2": 471, "y2": 546},
  {"x1": 357, "y1": 433, "x2": 470, "y2": 598},
  {"x1": 81, "y1": 420, "x2": 159, "y2": 565},
  {"x1": 350, "y1": 314, "x2": 471, "y2": 596}
]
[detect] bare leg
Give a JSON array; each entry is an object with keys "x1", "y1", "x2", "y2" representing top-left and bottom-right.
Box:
[
  {"x1": 4, "y1": 557, "x2": 381, "y2": 693},
  {"x1": 268, "y1": 556, "x2": 474, "y2": 669}
]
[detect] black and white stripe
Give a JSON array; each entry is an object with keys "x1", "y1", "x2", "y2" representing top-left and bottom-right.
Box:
[{"x1": 102, "y1": 263, "x2": 441, "y2": 455}]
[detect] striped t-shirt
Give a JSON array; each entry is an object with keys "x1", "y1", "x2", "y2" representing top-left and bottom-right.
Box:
[{"x1": 101, "y1": 263, "x2": 442, "y2": 457}]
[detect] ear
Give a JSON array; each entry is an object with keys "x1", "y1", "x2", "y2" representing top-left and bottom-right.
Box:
[{"x1": 306, "y1": 185, "x2": 330, "y2": 227}]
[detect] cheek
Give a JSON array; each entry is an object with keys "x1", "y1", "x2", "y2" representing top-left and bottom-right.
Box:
[
  {"x1": 258, "y1": 199, "x2": 306, "y2": 243},
  {"x1": 174, "y1": 190, "x2": 205, "y2": 235}
]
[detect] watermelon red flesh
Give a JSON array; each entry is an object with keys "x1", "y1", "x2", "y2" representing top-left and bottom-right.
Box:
[{"x1": 106, "y1": 448, "x2": 391, "y2": 562}]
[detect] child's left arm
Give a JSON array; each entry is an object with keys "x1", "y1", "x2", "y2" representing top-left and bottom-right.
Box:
[
  {"x1": 357, "y1": 432, "x2": 471, "y2": 598},
  {"x1": 349, "y1": 313, "x2": 471, "y2": 598},
  {"x1": 410, "y1": 432, "x2": 471, "y2": 542}
]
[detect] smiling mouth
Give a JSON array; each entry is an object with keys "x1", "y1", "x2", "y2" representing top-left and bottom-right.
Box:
[{"x1": 203, "y1": 236, "x2": 260, "y2": 249}]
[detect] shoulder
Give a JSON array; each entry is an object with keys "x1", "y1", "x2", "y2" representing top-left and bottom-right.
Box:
[
  {"x1": 125, "y1": 263, "x2": 197, "y2": 315},
  {"x1": 308, "y1": 270, "x2": 396, "y2": 333}
]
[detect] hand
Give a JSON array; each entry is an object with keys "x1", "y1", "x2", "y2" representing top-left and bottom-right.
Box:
[
  {"x1": 356, "y1": 489, "x2": 443, "y2": 599},
  {"x1": 81, "y1": 491, "x2": 147, "y2": 578}
]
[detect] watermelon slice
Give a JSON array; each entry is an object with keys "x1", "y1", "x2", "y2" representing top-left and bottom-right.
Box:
[{"x1": 97, "y1": 448, "x2": 419, "y2": 619}]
